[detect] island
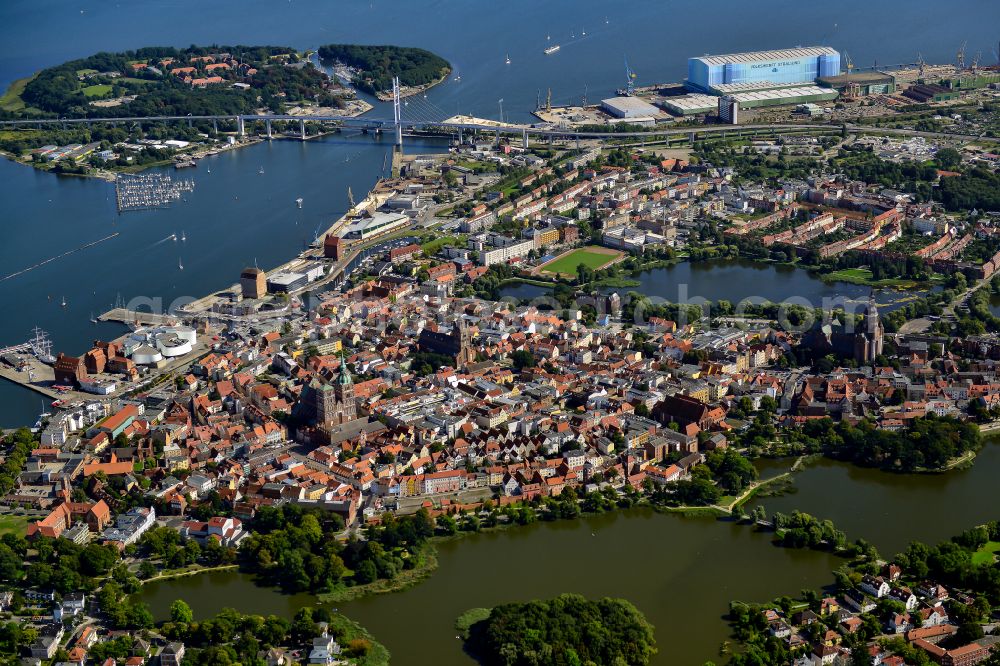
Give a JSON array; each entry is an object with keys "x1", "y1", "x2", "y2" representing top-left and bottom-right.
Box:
[
  {"x1": 7, "y1": 45, "x2": 352, "y2": 118},
  {"x1": 457, "y1": 594, "x2": 658, "y2": 666},
  {"x1": 0, "y1": 45, "x2": 370, "y2": 176},
  {"x1": 317, "y1": 43, "x2": 451, "y2": 100}
]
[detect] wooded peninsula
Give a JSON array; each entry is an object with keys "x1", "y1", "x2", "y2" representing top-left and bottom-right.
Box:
[{"x1": 317, "y1": 44, "x2": 451, "y2": 97}]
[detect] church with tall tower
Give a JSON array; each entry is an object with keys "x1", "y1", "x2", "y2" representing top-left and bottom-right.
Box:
[
  {"x1": 315, "y1": 354, "x2": 357, "y2": 428},
  {"x1": 417, "y1": 316, "x2": 475, "y2": 368},
  {"x1": 801, "y1": 293, "x2": 884, "y2": 365},
  {"x1": 856, "y1": 294, "x2": 884, "y2": 364}
]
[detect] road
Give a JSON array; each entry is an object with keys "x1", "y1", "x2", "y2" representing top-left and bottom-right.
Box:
[
  {"x1": 898, "y1": 277, "x2": 986, "y2": 335},
  {"x1": 1, "y1": 112, "x2": 991, "y2": 143}
]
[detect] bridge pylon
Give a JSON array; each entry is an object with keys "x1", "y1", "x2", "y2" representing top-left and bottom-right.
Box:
[{"x1": 392, "y1": 77, "x2": 403, "y2": 149}]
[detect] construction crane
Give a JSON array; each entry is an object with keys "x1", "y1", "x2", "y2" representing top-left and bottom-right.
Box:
[
  {"x1": 957, "y1": 40, "x2": 967, "y2": 71},
  {"x1": 624, "y1": 55, "x2": 637, "y2": 96}
]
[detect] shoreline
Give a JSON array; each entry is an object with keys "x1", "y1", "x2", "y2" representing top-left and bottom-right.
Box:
[{"x1": 373, "y1": 69, "x2": 451, "y2": 101}]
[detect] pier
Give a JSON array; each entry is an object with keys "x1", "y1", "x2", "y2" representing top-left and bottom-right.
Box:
[{"x1": 97, "y1": 308, "x2": 180, "y2": 327}]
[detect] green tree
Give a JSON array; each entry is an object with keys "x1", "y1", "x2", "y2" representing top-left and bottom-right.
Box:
[{"x1": 170, "y1": 599, "x2": 194, "y2": 624}]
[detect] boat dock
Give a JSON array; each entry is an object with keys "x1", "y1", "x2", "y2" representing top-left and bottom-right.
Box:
[
  {"x1": 116, "y1": 173, "x2": 195, "y2": 213},
  {"x1": 98, "y1": 308, "x2": 179, "y2": 327}
]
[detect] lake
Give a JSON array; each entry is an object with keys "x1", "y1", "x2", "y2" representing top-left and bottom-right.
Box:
[
  {"x1": 499, "y1": 260, "x2": 929, "y2": 314},
  {"x1": 138, "y1": 508, "x2": 842, "y2": 665},
  {"x1": 747, "y1": 439, "x2": 1000, "y2": 557}
]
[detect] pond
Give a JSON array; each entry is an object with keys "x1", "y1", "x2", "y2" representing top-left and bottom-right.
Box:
[
  {"x1": 747, "y1": 439, "x2": 1000, "y2": 557},
  {"x1": 498, "y1": 260, "x2": 930, "y2": 315}
]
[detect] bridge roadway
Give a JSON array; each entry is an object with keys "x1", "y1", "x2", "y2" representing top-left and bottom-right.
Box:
[{"x1": 0, "y1": 113, "x2": 987, "y2": 143}]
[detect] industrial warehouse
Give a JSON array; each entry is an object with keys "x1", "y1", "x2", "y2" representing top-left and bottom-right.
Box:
[
  {"x1": 686, "y1": 46, "x2": 842, "y2": 93},
  {"x1": 656, "y1": 46, "x2": 846, "y2": 118}
]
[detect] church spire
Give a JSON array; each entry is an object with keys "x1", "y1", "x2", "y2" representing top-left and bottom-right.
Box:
[{"x1": 337, "y1": 349, "x2": 353, "y2": 386}]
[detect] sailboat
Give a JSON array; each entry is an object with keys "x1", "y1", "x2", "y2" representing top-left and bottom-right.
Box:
[
  {"x1": 206, "y1": 166, "x2": 211, "y2": 173},
  {"x1": 582, "y1": 28, "x2": 586, "y2": 36},
  {"x1": 296, "y1": 197, "x2": 303, "y2": 208},
  {"x1": 258, "y1": 166, "x2": 265, "y2": 175},
  {"x1": 178, "y1": 258, "x2": 184, "y2": 271},
  {"x1": 90, "y1": 311, "x2": 97, "y2": 324},
  {"x1": 505, "y1": 53, "x2": 511, "y2": 65},
  {"x1": 180, "y1": 230, "x2": 186, "y2": 242},
  {"x1": 60, "y1": 296, "x2": 67, "y2": 308}
]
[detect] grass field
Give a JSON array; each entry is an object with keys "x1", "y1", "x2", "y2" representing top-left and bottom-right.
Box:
[
  {"x1": 82, "y1": 84, "x2": 113, "y2": 98},
  {"x1": 0, "y1": 515, "x2": 28, "y2": 536},
  {"x1": 421, "y1": 234, "x2": 465, "y2": 256},
  {"x1": 823, "y1": 267, "x2": 925, "y2": 289},
  {"x1": 0, "y1": 75, "x2": 34, "y2": 112},
  {"x1": 972, "y1": 541, "x2": 1000, "y2": 566},
  {"x1": 538, "y1": 246, "x2": 623, "y2": 277}
]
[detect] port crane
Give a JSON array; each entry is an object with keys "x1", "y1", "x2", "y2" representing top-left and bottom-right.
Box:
[
  {"x1": 916, "y1": 53, "x2": 926, "y2": 79},
  {"x1": 957, "y1": 41, "x2": 967, "y2": 72},
  {"x1": 624, "y1": 56, "x2": 637, "y2": 96},
  {"x1": 844, "y1": 51, "x2": 854, "y2": 75}
]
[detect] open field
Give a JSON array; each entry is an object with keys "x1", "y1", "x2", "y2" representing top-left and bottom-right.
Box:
[
  {"x1": 538, "y1": 246, "x2": 624, "y2": 277},
  {"x1": 822, "y1": 267, "x2": 928, "y2": 289},
  {"x1": 972, "y1": 541, "x2": 1000, "y2": 566},
  {"x1": 0, "y1": 514, "x2": 28, "y2": 536},
  {"x1": 82, "y1": 84, "x2": 113, "y2": 98}
]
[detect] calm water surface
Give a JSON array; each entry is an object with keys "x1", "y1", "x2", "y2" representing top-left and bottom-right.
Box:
[
  {"x1": 500, "y1": 260, "x2": 930, "y2": 313},
  {"x1": 749, "y1": 440, "x2": 1000, "y2": 557},
  {"x1": 139, "y1": 509, "x2": 842, "y2": 665}
]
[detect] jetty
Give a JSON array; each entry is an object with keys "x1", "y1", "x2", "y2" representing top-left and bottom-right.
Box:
[{"x1": 97, "y1": 308, "x2": 179, "y2": 327}]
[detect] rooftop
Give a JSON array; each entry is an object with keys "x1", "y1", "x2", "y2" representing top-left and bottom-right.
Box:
[{"x1": 692, "y1": 46, "x2": 839, "y2": 67}]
